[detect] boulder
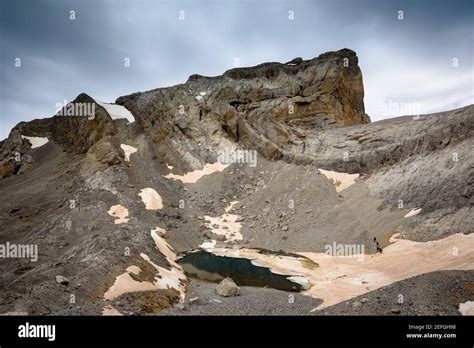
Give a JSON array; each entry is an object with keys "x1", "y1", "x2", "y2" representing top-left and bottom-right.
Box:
[
  {"x1": 55, "y1": 275, "x2": 69, "y2": 285},
  {"x1": 216, "y1": 277, "x2": 240, "y2": 297}
]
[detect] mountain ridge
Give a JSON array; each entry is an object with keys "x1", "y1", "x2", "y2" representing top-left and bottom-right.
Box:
[{"x1": 0, "y1": 48, "x2": 472, "y2": 316}]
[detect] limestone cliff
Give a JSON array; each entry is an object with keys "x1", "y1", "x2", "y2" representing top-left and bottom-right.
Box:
[{"x1": 116, "y1": 48, "x2": 370, "y2": 170}]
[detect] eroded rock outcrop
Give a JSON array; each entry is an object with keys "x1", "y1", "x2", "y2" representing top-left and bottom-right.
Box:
[
  {"x1": 0, "y1": 93, "x2": 119, "y2": 178},
  {"x1": 0, "y1": 130, "x2": 31, "y2": 178},
  {"x1": 116, "y1": 48, "x2": 370, "y2": 171},
  {"x1": 17, "y1": 94, "x2": 116, "y2": 153},
  {"x1": 81, "y1": 136, "x2": 125, "y2": 173}
]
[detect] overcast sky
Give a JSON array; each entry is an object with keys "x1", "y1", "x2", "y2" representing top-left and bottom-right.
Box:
[{"x1": 1, "y1": 0, "x2": 473, "y2": 140}]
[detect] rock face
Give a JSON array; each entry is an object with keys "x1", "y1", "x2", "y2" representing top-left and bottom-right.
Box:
[
  {"x1": 116, "y1": 48, "x2": 370, "y2": 170},
  {"x1": 0, "y1": 93, "x2": 118, "y2": 178},
  {"x1": 81, "y1": 136, "x2": 125, "y2": 173},
  {"x1": 216, "y1": 278, "x2": 240, "y2": 297},
  {"x1": 0, "y1": 130, "x2": 31, "y2": 178},
  {"x1": 12, "y1": 93, "x2": 116, "y2": 154},
  {"x1": 283, "y1": 105, "x2": 474, "y2": 173},
  {"x1": 1, "y1": 49, "x2": 370, "y2": 176}
]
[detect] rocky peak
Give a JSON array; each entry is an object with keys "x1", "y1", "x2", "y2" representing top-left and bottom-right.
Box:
[
  {"x1": 1, "y1": 48, "x2": 370, "y2": 177},
  {"x1": 0, "y1": 93, "x2": 119, "y2": 178},
  {"x1": 116, "y1": 48, "x2": 370, "y2": 170}
]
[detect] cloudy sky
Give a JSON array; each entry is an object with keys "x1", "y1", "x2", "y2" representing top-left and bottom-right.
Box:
[{"x1": 1, "y1": 0, "x2": 473, "y2": 140}]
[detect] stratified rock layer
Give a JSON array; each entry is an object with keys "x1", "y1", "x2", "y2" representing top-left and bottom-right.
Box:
[{"x1": 116, "y1": 49, "x2": 370, "y2": 170}]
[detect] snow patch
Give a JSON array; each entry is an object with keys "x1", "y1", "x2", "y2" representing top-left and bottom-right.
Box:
[
  {"x1": 225, "y1": 201, "x2": 239, "y2": 213},
  {"x1": 300, "y1": 233, "x2": 474, "y2": 309},
  {"x1": 287, "y1": 276, "x2": 311, "y2": 290},
  {"x1": 389, "y1": 233, "x2": 401, "y2": 243},
  {"x1": 199, "y1": 240, "x2": 217, "y2": 249},
  {"x1": 318, "y1": 169, "x2": 359, "y2": 192},
  {"x1": 203, "y1": 213, "x2": 243, "y2": 242},
  {"x1": 151, "y1": 228, "x2": 177, "y2": 262},
  {"x1": 120, "y1": 144, "x2": 137, "y2": 162},
  {"x1": 151, "y1": 226, "x2": 166, "y2": 237},
  {"x1": 404, "y1": 208, "x2": 422, "y2": 218},
  {"x1": 138, "y1": 188, "x2": 163, "y2": 210},
  {"x1": 21, "y1": 135, "x2": 49, "y2": 149},
  {"x1": 165, "y1": 162, "x2": 229, "y2": 184},
  {"x1": 103, "y1": 228, "x2": 186, "y2": 303},
  {"x1": 208, "y1": 233, "x2": 474, "y2": 310},
  {"x1": 103, "y1": 265, "x2": 154, "y2": 300},
  {"x1": 140, "y1": 253, "x2": 186, "y2": 299},
  {"x1": 199, "y1": 201, "x2": 243, "y2": 249},
  {"x1": 107, "y1": 204, "x2": 129, "y2": 224},
  {"x1": 150, "y1": 228, "x2": 187, "y2": 299},
  {"x1": 459, "y1": 301, "x2": 474, "y2": 315},
  {"x1": 96, "y1": 100, "x2": 135, "y2": 123}
]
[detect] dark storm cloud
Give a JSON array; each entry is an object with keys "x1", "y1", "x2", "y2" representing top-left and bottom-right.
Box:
[{"x1": 1, "y1": 0, "x2": 473, "y2": 139}]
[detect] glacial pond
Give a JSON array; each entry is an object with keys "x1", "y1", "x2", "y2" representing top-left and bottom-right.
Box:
[{"x1": 177, "y1": 249, "x2": 311, "y2": 292}]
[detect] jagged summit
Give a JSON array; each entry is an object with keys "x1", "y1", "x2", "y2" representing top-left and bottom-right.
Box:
[{"x1": 186, "y1": 48, "x2": 359, "y2": 82}]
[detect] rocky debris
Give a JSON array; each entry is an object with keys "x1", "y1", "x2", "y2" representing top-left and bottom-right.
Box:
[
  {"x1": 203, "y1": 231, "x2": 226, "y2": 242},
  {"x1": 159, "y1": 278, "x2": 321, "y2": 315},
  {"x1": 216, "y1": 278, "x2": 240, "y2": 297},
  {"x1": 55, "y1": 275, "x2": 69, "y2": 285},
  {"x1": 230, "y1": 161, "x2": 377, "y2": 253}
]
